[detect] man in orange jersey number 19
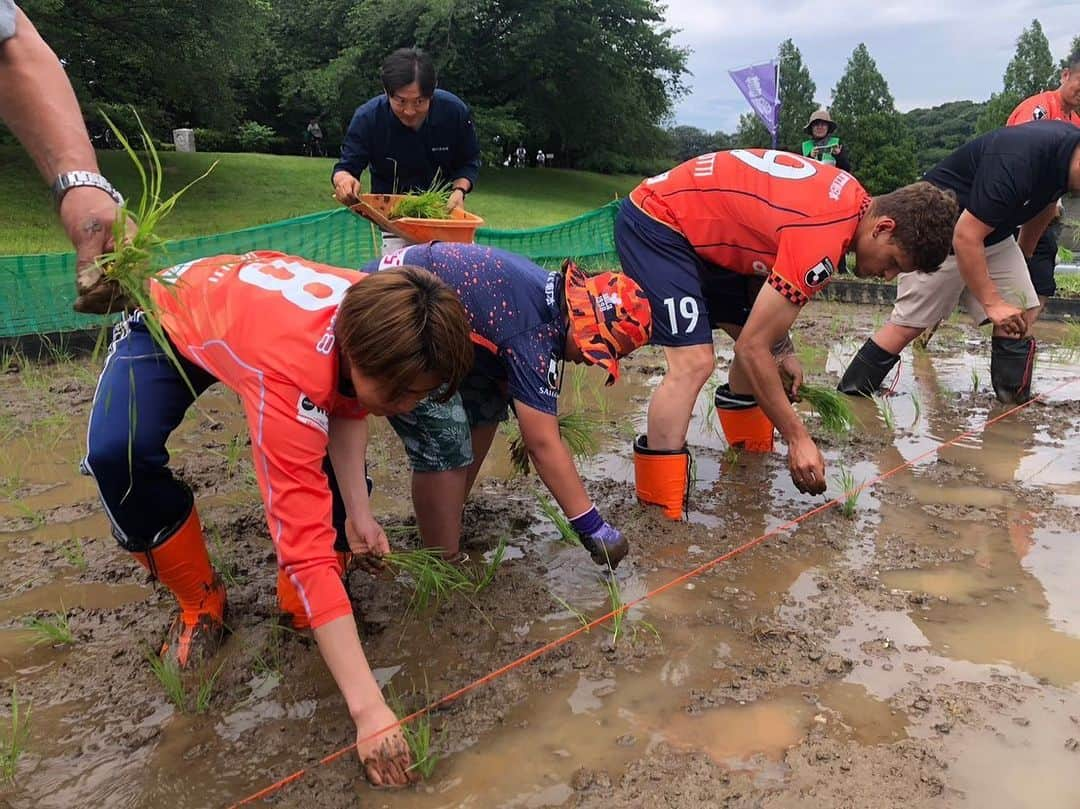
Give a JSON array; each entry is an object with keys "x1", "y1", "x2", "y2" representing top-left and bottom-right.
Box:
[{"x1": 615, "y1": 150, "x2": 959, "y2": 517}]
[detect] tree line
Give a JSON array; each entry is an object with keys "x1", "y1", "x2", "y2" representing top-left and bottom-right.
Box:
[
  {"x1": 669, "y1": 22, "x2": 1079, "y2": 194},
  {"x1": 10, "y1": 4, "x2": 1078, "y2": 190}
]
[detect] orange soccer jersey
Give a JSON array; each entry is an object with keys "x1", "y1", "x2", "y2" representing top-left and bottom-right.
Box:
[
  {"x1": 628, "y1": 150, "x2": 871, "y2": 305},
  {"x1": 1007, "y1": 90, "x2": 1079, "y2": 127},
  {"x1": 150, "y1": 251, "x2": 367, "y2": 629}
]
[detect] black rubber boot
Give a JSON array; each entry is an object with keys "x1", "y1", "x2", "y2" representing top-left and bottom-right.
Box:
[
  {"x1": 837, "y1": 338, "x2": 900, "y2": 396},
  {"x1": 990, "y1": 336, "x2": 1035, "y2": 404}
]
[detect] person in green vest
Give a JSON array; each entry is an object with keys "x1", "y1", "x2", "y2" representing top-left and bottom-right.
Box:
[{"x1": 802, "y1": 109, "x2": 850, "y2": 171}]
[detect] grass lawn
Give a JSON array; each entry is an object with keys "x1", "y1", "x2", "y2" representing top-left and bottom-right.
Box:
[{"x1": 0, "y1": 145, "x2": 640, "y2": 256}]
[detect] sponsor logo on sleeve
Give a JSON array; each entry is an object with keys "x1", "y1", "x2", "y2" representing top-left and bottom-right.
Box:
[
  {"x1": 546, "y1": 356, "x2": 561, "y2": 389},
  {"x1": 1032, "y1": 105, "x2": 1047, "y2": 120},
  {"x1": 804, "y1": 257, "x2": 835, "y2": 288},
  {"x1": 378, "y1": 248, "x2": 410, "y2": 270},
  {"x1": 296, "y1": 394, "x2": 329, "y2": 433}
]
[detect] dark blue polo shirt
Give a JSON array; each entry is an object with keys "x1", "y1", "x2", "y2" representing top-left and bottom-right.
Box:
[
  {"x1": 924, "y1": 120, "x2": 1080, "y2": 246},
  {"x1": 333, "y1": 89, "x2": 481, "y2": 193},
  {"x1": 364, "y1": 243, "x2": 567, "y2": 415}
]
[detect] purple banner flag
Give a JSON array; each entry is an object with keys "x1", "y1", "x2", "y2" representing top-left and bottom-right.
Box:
[{"x1": 728, "y1": 61, "x2": 780, "y2": 144}]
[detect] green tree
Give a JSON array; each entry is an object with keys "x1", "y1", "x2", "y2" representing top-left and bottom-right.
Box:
[
  {"x1": 831, "y1": 43, "x2": 916, "y2": 194},
  {"x1": 903, "y1": 100, "x2": 986, "y2": 173},
  {"x1": 1061, "y1": 35, "x2": 1080, "y2": 70},
  {"x1": 21, "y1": 0, "x2": 268, "y2": 132},
  {"x1": 976, "y1": 19, "x2": 1056, "y2": 133},
  {"x1": 776, "y1": 39, "x2": 816, "y2": 153},
  {"x1": 667, "y1": 125, "x2": 731, "y2": 161},
  {"x1": 732, "y1": 112, "x2": 770, "y2": 149}
]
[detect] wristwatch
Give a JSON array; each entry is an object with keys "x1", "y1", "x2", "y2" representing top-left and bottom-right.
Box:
[{"x1": 51, "y1": 171, "x2": 125, "y2": 209}]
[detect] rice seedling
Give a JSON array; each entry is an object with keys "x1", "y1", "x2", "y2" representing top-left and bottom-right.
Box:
[
  {"x1": 208, "y1": 527, "x2": 243, "y2": 588},
  {"x1": 10, "y1": 499, "x2": 45, "y2": 530},
  {"x1": 91, "y1": 108, "x2": 217, "y2": 390},
  {"x1": 0, "y1": 685, "x2": 31, "y2": 783},
  {"x1": 832, "y1": 462, "x2": 860, "y2": 519},
  {"x1": 146, "y1": 648, "x2": 186, "y2": 710},
  {"x1": 722, "y1": 445, "x2": 740, "y2": 469},
  {"x1": 61, "y1": 537, "x2": 88, "y2": 571},
  {"x1": 874, "y1": 394, "x2": 896, "y2": 430},
  {"x1": 26, "y1": 604, "x2": 73, "y2": 646},
  {"x1": 700, "y1": 378, "x2": 722, "y2": 436},
  {"x1": 970, "y1": 368, "x2": 980, "y2": 395},
  {"x1": 536, "y1": 494, "x2": 581, "y2": 546},
  {"x1": 551, "y1": 594, "x2": 590, "y2": 628},
  {"x1": 469, "y1": 538, "x2": 508, "y2": 592},
  {"x1": 194, "y1": 660, "x2": 227, "y2": 714},
  {"x1": 508, "y1": 411, "x2": 601, "y2": 475},
  {"x1": 799, "y1": 382, "x2": 858, "y2": 435},
  {"x1": 223, "y1": 432, "x2": 247, "y2": 478},
  {"x1": 910, "y1": 391, "x2": 922, "y2": 427},
  {"x1": 388, "y1": 685, "x2": 439, "y2": 779},
  {"x1": 251, "y1": 621, "x2": 292, "y2": 678},
  {"x1": 389, "y1": 176, "x2": 453, "y2": 220},
  {"x1": 600, "y1": 571, "x2": 628, "y2": 645},
  {"x1": 1061, "y1": 320, "x2": 1080, "y2": 351},
  {"x1": 383, "y1": 549, "x2": 473, "y2": 614}
]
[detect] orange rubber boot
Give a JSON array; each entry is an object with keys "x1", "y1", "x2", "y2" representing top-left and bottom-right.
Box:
[
  {"x1": 277, "y1": 551, "x2": 352, "y2": 630},
  {"x1": 633, "y1": 435, "x2": 691, "y2": 520},
  {"x1": 714, "y1": 383, "x2": 775, "y2": 453},
  {"x1": 132, "y1": 507, "x2": 227, "y2": 669}
]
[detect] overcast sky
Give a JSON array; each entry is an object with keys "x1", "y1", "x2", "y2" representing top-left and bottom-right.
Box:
[{"x1": 665, "y1": 1, "x2": 1079, "y2": 132}]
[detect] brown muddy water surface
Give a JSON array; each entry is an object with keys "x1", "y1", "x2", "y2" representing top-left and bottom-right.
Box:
[{"x1": 1, "y1": 304, "x2": 1079, "y2": 808}]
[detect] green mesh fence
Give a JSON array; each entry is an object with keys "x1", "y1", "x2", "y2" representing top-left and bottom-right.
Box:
[{"x1": 0, "y1": 202, "x2": 622, "y2": 338}]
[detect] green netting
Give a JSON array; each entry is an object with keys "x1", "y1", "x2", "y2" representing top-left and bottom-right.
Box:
[
  {"x1": 0, "y1": 202, "x2": 622, "y2": 338},
  {"x1": 475, "y1": 201, "x2": 621, "y2": 271}
]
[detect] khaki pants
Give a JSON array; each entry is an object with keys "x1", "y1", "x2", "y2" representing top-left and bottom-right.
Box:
[{"x1": 888, "y1": 238, "x2": 1039, "y2": 329}]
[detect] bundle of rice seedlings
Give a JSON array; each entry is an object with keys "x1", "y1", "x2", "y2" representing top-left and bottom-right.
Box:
[
  {"x1": 799, "y1": 382, "x2": 858, "y2": 435},
  {"x1": 90, "y1": 108, "x2": 217, "y2": 383},
  {"x1": 508, "y1": 411, "x2": 602, "y2": 475},
  {"x1": 389, "y1": 176, "x2": 453, "y2": 220},
  {"x1": 383, "y1": 549, "x2": 473, "y2": 613}
]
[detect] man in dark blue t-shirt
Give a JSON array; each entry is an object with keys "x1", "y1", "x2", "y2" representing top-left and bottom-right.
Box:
[
  {"x1": 364, "y1": 243, "x2": 653, "y2": 569},
  {"x1": 841, "y1": 120, "x2": 1080, "y2": 403},
  {"x1": 332, "y1": 48, "x2": 480, "y2": 254}
]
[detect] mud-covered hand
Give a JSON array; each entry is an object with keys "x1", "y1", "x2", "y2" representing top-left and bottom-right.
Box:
[
  {"x1": 787, "y1": 435, "x2": 826, "y2": 495},
  {"x1": 984, "y1": 301, "x2": 1026, "y2": 338},
  {"x1": 355, "y1": 703, "x2": 416, "y2": 787},
  {"x1": 345, "y1": 511, "x2": 389, "y2": 573},
  {"x1": 333, "y1": 171, "x2": 362, "y2": 205},
  {"x1": 570, "y1": 506, "x2": 630, "y2": 568},
  {"x1": 64, "y1": 187, "x2": 134, "y2": 314},
  {"x1": 777, "y1": 354, "x2": 804, "y2": 401}
]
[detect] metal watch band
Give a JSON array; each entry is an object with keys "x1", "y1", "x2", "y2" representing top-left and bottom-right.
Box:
[{"x1": 51, "y1": 171, "x2": 125, "y2": 208}]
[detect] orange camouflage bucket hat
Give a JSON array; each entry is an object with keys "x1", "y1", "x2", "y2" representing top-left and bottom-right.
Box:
[{"x1": 563, "y1": 259, "x2": 652, "y2": 384}]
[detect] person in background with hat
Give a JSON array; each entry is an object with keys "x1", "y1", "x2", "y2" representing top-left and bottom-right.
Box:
[
  {"x1": 802, "y1": 108, "x2": 850, "y2": 171},
  {"x1": 365, "y1": 242, "x2": 652, "y2": 568}
]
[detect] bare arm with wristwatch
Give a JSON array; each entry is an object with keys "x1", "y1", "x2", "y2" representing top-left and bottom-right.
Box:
[{"x1": 0, "y1": 2, "x2": 130, "y2": 313}]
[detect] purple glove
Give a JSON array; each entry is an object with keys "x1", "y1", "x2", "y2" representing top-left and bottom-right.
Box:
[{"x1": 569, "y1": 506, "x2": 629, "y2": 568}]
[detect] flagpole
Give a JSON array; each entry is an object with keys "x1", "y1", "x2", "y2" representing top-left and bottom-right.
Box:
[{"x1": 772, "y1": 58, "x2": 781, "y2": 150}]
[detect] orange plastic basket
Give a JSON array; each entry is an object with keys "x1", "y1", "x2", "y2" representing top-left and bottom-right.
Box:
[{"x1": 355, "y1": 193, "x2": 485, "y2": 244}]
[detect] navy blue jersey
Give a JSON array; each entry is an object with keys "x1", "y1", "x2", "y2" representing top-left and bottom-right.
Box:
[
  {"x1": 924, "y1": 120, "x2": 1080, "y2": 246},
  {"x1": 334, "y1": 89, "x2": 481, "y2": 193},
  {"x1": 365, "y1": 243, "x2": 566, "y2": 415}
]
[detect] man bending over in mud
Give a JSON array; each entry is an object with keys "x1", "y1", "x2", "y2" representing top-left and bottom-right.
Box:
[
  {"x1": 365, "y1": 242, "x2": 652, "y2": 568},
  {"x1": 839, "y1": 120, "x2": 1080, "y2": 404},
  {"x1": 83, "y1": 251, "x2": 472, "y2": 786},
  {"x1": 615, "y1": 149, "x2": 958, "y2": 517}
]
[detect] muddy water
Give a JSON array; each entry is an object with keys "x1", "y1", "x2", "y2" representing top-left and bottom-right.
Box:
[{"x1": 0, "y1": 308, "x2": 1078, "y2": 807}]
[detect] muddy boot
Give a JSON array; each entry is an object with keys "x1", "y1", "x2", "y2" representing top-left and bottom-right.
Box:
[
  {"x1": 131, "y1": 507, "x2": 227, "y2": 669},
  {"x1": 714, "y1": 384, "x2": 774, "y2": 452},
  {"x1": 990, "y1": 336, "x2": 1035, "y2": 404},
  {"x1": 837, "y1": 338, "x2": 900, "y2": 396},
  {"x1": 632, "y1": 435, "x2": 691, "y2": 520}
]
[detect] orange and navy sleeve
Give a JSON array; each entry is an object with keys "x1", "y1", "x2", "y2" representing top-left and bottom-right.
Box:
[
  {"x1": 768, "y1": 219, "x2": 851, "y2": 306},
  {"x1": 242, "y1": 379, "x2": 351, "y2": 629},
  {"x1": 1006, "y1": 96, "x2": 1048, "y2": 126}
]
